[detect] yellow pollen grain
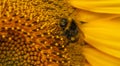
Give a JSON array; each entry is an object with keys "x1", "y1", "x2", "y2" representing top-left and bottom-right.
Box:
[
  {"x1": 2, "y1": 35, "x2": 5, "y2": 38},
  {"x1": 56, "y1": 35, "x2": 60, "y2": 38},
  {"x1": 12, "y1": 17, "x2": 15, "y2": 20},
  {"x1": 41, "y1": 34, "x2": 44, "y2": 37},
  {"x1": 60, "y1": 37, "x2": 64, "y2": 41},
  {"x1": 62, "y1": 45, "x2": 65, "y2": 48},
  {"x1": 11, "y1": 27, "x2": 15, "y2": 30},
  {"x1": 52, "y1": 36, "x2": 54, "y2": 39},
  {"x1": 21, "y1": 29, "x2": 24, "y2": 32},
  {"x1": 30, "y1": 36, "x2": 34, "y2": 39},
  {"x1": 4, "y1": 27, "x2": 8, "y2": 30},
  {"x1": 71, "y1": 37, "x2": 75, "y2": 41},
  {"x1": 8, "y1": 37, "x2": 12, "y2": 40},
  {"x1": 47, "y1": 54, "x2": 50, "y2": 57},
  {"x1": 50, "y1": 46, "x2": 53, "y2": 49},
  {"x1": 25, "y1": 23, "x2": 28, "y2": 26},
  {"x1": 36, "y1": 28, "x2": 39, "y2": 31},
  {"x1": 62, "y1": 61, "x2": 65, "y2": 63},
  {"x1": 55, "y1": 43, "x2": 59, "y2": 46},
  {"x1": 56, "y1": 52, "x2": 60, "y2": 55}
]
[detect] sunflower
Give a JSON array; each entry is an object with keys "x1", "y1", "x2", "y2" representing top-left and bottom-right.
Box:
[
  {"x1": 0, "y1": 0, "x2": 82, "y2": 66},
  {"x1": 0, "y1": 0, "x2": 120, "y2": 66}
]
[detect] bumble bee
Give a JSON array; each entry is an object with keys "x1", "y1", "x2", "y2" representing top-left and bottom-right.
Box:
[
  {"x1": 60, "y1": 18, "x2": 85, "y2": 66},
  {"x1": 59, "y1": 17, "x2": 80, "y2": 43}
]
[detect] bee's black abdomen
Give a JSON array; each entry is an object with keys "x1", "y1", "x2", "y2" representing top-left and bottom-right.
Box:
[
  {"x1": 69, "y1": 20, "x2": 79, "y2": 36},
  {"x1": 64, "y1": 29, "x2": 71, "y2": 39},
  {"x1": 70, "y1": 19, "x2": 77, "y2": 30},
  {"x1": 60, "y1": 18, "x2": 79, "y2": 43}
]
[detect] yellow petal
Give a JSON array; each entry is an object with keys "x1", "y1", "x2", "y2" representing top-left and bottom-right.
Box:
[
  {"x1": 73, "y1": 9, "x2": 118, "y2": 23},
  {"x1": 81, "y1": 18, "x2": 120, "y2": 58},
  {"x1": 83, "y1": 46, "x2": 120, "y2": 66},
  {"x1": 68, "y1": 0, "x2": 120, "y2": 14},
  {"x1": 84, "y1": 40, "x2": 120, "y2": 59},
  {"x1": 82, "y1": 16, "x2": 120, "y2": 47}
]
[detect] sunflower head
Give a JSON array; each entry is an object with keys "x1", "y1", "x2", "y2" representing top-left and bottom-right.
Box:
[{"x1": 0, "y1": 0, "x2": 85, "y2": 66}]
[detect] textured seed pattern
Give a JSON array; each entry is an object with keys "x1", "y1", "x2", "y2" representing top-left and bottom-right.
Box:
[{"x1": 0, "y1": 0, "x2": 84, "y2": 66}]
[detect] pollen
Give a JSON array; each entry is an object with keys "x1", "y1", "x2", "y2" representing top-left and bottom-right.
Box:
[{"x1": 0, "y1": 0, "x2": 84, "y2": 66}]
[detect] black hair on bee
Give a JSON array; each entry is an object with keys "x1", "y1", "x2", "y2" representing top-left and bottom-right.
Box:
[
  {"x1": 60, "y1": 18, "x2": 68, "y2": 30},
  {"x1": 60, "y1": 18, "x2": 79, "y2": 43}
]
